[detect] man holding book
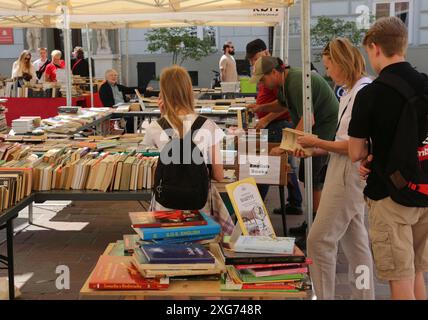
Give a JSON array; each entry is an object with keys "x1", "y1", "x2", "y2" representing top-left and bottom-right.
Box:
[
  {"x1": 248, "y1": 56, "x2": 339, "y2": 235},
  {"x1": 246, "y1": 39, "x2": 303, "y2": 216}
]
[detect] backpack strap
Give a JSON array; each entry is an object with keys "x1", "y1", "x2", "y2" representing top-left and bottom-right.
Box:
[
  {"x1": 157, "y1": 117, "x2": 174, "y2": 141},
  {"x1": 190, "y1": 116, "x2": 208, "y2": 137}
]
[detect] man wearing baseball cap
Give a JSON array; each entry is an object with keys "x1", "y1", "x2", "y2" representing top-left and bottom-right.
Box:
[
  {"x1": 249, "y1": 56, "x2": 339, "y2": 236},
  {"x1": 246, "y1": 39, "x2": 303, "y2": 216}
]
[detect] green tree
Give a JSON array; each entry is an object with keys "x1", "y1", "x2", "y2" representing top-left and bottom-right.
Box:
[
  {"x1": 145, "y1": 27, "x2": 217, "y2": 65},
  {"x1": 311, "y1": 16, "x2": 368, "y2": 61}
]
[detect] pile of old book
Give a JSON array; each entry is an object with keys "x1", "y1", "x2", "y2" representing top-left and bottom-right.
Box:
[
  {"x1": 31, "y1": 148, "x2": 158, "y2": 192},
  {"x1": 220, "y1": 235, "x2": 311, "y2": 292},
  {"x1": 129, "y1": 210, "x2": 224, "y2": 279},
  {"x1": 0, "y1": 166, "x2": 32, "y2": 212},
  {"x1": 0, "y1": 99, "x2": 7, "y2": 133},
  {"x1": 87, "y1": 210, "x2": 224, "y2": 290}
]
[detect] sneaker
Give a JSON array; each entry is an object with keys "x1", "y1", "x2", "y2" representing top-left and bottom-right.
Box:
[
  {"x1": 273, "y1": 204, "x2": 303, "y2": 216},
  {"x1": 289, "y1": 221, "x2": 307, "y2": 236}
]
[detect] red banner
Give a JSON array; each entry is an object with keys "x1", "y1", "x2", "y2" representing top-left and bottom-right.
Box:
[{"x1": 0, "y1": 28, "x2": 14, "y2": 45}]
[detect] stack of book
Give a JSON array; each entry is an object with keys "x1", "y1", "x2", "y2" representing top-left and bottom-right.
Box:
[
  {"x1": 12, "y1": 117, "x2": 40, "y2": 134},
  {"x1": 130, "y1": 211, "x2": 221, "y2": 245},
  {"x1": 88, "y1": 251, "x2": 169, "y2": 290},
  {"x1": 0, "y1": 99, "x2": 7, "y2": 133},
  {"x1": 0, "y1": 143, "x2": 33, "y2": 164},
  {"x1": 28, "y1": 148, "x2": 158, "y2": 192},
  {"x1": 129, "y1": 211, "x2": 224, "y2": 279},
  {"x1": 220, "y1": 236, "x2": 311, "y2": 292},
  {"x1": 0, "y1": 167, "x2": 32, "y2": 211}
]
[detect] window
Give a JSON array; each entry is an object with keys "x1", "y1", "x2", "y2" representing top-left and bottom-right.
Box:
[{"x1": 374, "y1": 1, "x2": 413, "y2": 41}]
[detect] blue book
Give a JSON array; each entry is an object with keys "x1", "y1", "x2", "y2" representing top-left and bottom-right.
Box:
[
  {"x1": 134, "y1": 213, "x2": 221, "y2": 240},
  {"x1": 152, "y1": 234, "x2": 217, "y2": 244},
  {"x1": 140, "y1": 243, "x2": 215, "y2": 264}
]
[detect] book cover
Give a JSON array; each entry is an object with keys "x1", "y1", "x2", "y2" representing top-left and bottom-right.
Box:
[
  {"x1": 279, "y1": 128, "x2": 317, "y2": 156},
  {"x1": 236, "y1": 267, "x2": 305, "y2": 284},
  {"x1": 133, "y1": 249, "x2": 216, "y2": 270},
  {"x1": 134, "y1": 213, "x2": 221, "y2": 240},
  {"x1": 247, "y1": 265, "x2": 308, "y2": 277},
  {"x1": 235, "y1": 262, "x2": 304, "y2": 270},
  {"x1": 129, "y1": 210, "x2": 207, "y2": 228},
  {"x1": 140, "y1": 243, "x2": 215, "y2": 264},
  {"x1": 225, "y1": 178, "x2": 275, "y2": 237},
  {"x1": 88, "y1": 255, "x2": 169, "y2": 290},
  {"x1": 222, "y1": 247, "x2": 306, "y2": 265},
  {"x1": 233, "y1": 236, "x2": 295, "y2": 255}
]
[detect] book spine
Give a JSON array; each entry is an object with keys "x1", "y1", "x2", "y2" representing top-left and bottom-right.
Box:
[
  {"x1": 132, "y1": 220, "x2": 208, "y2": 229},
  {"x1": 252, "y1": 267, "x2": 308, "y2": 277},
  {"x1": 89, "y1": 283, "x2": 167, "y2": 290},
  {"x1": 225, "y1": 256, "x2": 306, "y2": 265},
  {"x1": 139, "y1": 225, "x2": 220, "y2": 240}
]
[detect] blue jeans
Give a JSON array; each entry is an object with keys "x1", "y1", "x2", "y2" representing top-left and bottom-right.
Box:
[{"x1": 258, "y1": 119, "x2": 302, "y2": 207}]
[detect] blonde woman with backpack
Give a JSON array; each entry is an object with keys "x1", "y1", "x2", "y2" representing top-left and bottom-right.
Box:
[{"x1": 143, "y1": 65, "x2": 224, "y2": 211}]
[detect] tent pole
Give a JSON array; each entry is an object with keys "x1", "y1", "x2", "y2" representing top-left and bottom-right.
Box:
[
  {"x1": 301, "y1": 0, "x2": 314, "y2": 230},
  {"x1": 280, "y1": 9, "x2": 285, "y2": 61},
  {"x1": 86, "y1": 24, "x2": 94, "y2": 108},
  {"x1": 272, "y1": 26, "x2": 277, "y2": 56},
  {"x1": 117, "y1": 28, "x2": 123, "y2": 84},
  {"x1": 125, "y1": 24, "x2": 129, "y2": 86},
  {"x1": 283, "y1": 6, "x2": 290, "y2": 65},
  {"x1": 62, "y1": 6, "x2": 72, "y2": 106}
]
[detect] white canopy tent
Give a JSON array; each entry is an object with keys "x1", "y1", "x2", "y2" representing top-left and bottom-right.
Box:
[{"x1": 0, "y1": 0, "x2": 314, "y2": 231}]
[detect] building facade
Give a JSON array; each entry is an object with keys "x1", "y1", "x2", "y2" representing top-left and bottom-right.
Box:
[{"x1": 0, "y1": 0, "x2": 427, "y2": 88}]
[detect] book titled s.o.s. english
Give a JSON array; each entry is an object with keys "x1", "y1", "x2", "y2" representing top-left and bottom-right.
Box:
[{"x1": 133, "y1": 213, "x2": 221, "y2": 240}]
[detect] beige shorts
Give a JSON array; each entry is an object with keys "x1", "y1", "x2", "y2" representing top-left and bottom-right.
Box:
[{"x1": 366, "y1": 197, "x2": 428, "y2": 281}]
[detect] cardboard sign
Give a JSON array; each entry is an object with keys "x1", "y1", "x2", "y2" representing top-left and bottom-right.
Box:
[{"x1": 0, "y1": 28, "x2": 14, "y2": 45}]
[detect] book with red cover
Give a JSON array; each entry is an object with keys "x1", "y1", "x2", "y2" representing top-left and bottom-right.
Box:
[
  {"x1": 88, "y1": 255, "x2": 169, "y2": 290},
  {"x1": 129, "y1": 210, "x2": 207, "y2": 228}
]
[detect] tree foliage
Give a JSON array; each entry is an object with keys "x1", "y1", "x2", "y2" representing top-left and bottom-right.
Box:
[
  {"x1": 145, "y1": 27, "x2": 217, "y2": 65},
  {"x1": 311, "y1": 16, "x2": 368, "y2": 61}
]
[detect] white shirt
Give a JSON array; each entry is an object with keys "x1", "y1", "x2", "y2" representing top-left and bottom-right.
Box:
[
  {"x1": 336, "y1": 76, "x2": 372, "y2": 142},
  {"x1": 219, "y1": 54, "x2": 238, "y2": 82},
  {"x1": 143, "y1": 114, "x2": 225, "y2": 165},
  {"x1": 11, "y1": 61, "x2": 37, "y2": 83},
  {"x1": 33, "y1": 58, "x2": 48, "y2": 72}
]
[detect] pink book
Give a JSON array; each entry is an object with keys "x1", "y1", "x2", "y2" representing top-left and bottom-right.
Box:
[
  {"x1": 248, "y1": 266, "x2": 309, "y2": 277},
  {"x1": 235, "y1": 263, "x2": 303, "y2": 270}
]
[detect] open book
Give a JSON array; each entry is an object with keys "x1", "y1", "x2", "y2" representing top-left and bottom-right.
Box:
[{"x1": 279, "y1": 128, "x2": 317, "y2": 156}]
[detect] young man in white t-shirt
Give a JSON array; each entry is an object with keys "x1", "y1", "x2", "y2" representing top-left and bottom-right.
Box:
[
  {"x1": 219, "y1": 41, "x2": 239, "y2": 83},
  {"x1": 32, "y1": 47, "x2": 50, "y2": 82}
]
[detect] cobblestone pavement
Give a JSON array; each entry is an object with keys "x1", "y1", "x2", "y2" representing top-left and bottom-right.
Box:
[{"x1": 0, "y1": 188, "x2": 427, "y2": 300}]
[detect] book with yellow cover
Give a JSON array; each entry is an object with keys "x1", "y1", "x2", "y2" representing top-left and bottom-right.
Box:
[
  {"x1": 225, "y1": 177, "x2": 275, "y2": 237},
  {"x1": 279, "y1": 128, "x2": 317, "y2": 156}
]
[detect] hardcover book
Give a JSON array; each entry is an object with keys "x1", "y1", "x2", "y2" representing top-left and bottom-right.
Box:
[
  {"x1": 133, "y1": 213, "x2": 221, "y2": 240},
  {"x1": 140, "y1": 243, "x2": 215, "y2": 264},
  {"x1": 233, "y1": 236, "x2": 295, "y2": 255},
  {"x1": 88, "y1": 255, "x2": 169, "y2": 290},
  {"x1": 279, "y1": 128, "x2": 317, "y2": 156},
  {"x1": 129, "y1": 210, "x2": 207, "y2": 228},
  {"x1": 225, "y1": 178, "x2": 275, "y2": 237}
]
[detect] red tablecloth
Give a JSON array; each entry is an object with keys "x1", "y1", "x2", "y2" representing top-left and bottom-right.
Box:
[{"x1": 2, "y1": 96, "x2": 88, "y2": 126}]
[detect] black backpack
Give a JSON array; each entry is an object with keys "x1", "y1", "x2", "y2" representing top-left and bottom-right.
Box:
[
  {"x1": 153, "y1": 116, "x2": 210, "y2": 210},
  {"x1": 376, "y1": 73, "x2": 428, "y2": 207}
]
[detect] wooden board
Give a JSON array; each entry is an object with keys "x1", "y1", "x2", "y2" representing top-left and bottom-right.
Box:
[{"x1": 79, "y1": 243, "x2": 307, "y2": 299}]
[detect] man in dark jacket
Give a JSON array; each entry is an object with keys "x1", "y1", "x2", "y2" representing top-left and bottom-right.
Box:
[{"x1": 99, "y1": 68, "x2": 142, "y2": 133}]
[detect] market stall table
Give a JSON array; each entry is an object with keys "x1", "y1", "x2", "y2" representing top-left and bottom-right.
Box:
[
  {"x1": 2, "y1": 97, "x2": 88, "y2": 126},
  {"x1": 80, "y1": 243, "x2": 308, "y2": 300}
]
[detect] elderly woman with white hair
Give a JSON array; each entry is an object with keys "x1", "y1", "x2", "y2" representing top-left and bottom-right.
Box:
[{"x1": 44, "y1": 49, "x2": 65, "y2": 82}]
